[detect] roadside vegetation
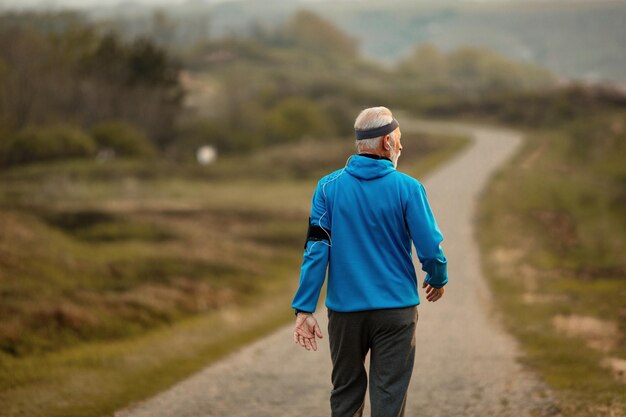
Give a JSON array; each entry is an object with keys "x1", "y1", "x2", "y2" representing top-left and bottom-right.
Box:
[{"x1": 478, "y1": 110, "x2": 626, "y2": 416}]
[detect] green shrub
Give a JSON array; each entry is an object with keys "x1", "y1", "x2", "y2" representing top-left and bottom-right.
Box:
[
  {"x1": 1, "y1": 124, "x2": 96, "y2": 166},
  {"x1": 265, "y1": 97, "x2": 331, "y2": 144},
  {"x1": 0, "y1": 121, "x2": 11, "y2": 165},
  {"x1": 91, "y1": 121, "x2": 156, "y2": 158}
]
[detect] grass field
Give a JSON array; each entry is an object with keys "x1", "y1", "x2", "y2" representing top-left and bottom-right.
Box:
[
  {"x1": 0, "y1": 129, "x2": 469, "y2": 417},
  {"x1": 477, "y1": 111, "x2": 626, "y2": 416}
]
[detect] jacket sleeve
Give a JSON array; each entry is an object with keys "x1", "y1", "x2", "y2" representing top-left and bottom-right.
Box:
[
  {"x1": 405, "y1": 181, "x2": 448, "y2": 288},
  {"x1": 291, "y1": 181, "x2": 330, "y2": 313}
]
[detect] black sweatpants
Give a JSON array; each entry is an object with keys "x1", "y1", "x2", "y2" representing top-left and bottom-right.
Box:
[{"x1": 327, "y1": 306, "x2": 418, "y2": 417}]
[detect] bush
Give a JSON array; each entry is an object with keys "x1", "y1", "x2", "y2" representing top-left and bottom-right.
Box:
[
  {"x1": 264, "y1": 97, "x2": 331, "y2": 144},
  {"x1": 91, "y1": 121, "x2": 156, "y2": 158},
  {"x1": 1, "y1": 124, "x2": 96, "y2": 166},
  {"x1": 0, "y1": 120, "x2": 11, "y2": 165}
]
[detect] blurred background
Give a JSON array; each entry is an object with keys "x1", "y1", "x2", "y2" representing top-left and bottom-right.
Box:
[{"x1": 0, "y1": 0, "x2": 624, "y2": 416}]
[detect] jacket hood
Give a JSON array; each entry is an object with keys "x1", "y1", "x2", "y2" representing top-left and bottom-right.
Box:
[{"x1": 345, "y1": 154, "x2": 396, "y2": 180}]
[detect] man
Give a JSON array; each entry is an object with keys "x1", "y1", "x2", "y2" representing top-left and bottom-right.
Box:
[{"x1": 291, "y1": 106, "x2": 448, "y2": 417}]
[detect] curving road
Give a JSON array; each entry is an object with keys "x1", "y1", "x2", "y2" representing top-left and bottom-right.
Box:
[{"x1": 115, "y1": 119, "x2": 556, "y2": 417}]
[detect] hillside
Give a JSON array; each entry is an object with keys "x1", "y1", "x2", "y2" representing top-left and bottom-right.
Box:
[
  {"x1": 312, "y1": 0, "x2": 626, "y2": 85},
  {"x1": 67, "y1": 0, "x2": 626, "y2": 85}
]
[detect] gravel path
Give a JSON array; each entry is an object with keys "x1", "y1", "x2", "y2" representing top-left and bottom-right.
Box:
[{"x1": 115, "y1": 120, "x2": 556, "y2": 417}]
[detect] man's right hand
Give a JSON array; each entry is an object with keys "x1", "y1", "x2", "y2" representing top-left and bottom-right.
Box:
[
  {"x1": 293, "y1": 313, "x2": 323, "y2": 351},
  {"x1": 423, "y1": 281, "x2": 445, "y2": 302}
]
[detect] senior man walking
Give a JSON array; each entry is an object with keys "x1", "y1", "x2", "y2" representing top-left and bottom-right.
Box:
[{"x1": 291, "y1": 106, "x2": 448, "y2": 417}]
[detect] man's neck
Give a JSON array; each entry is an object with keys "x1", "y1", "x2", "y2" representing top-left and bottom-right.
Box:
[{"x1": 358, "y1": 152, "x2": 392, "y2": 162}]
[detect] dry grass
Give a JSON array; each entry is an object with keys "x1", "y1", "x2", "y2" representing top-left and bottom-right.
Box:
[
  {"x1": 0, "y1": 131, "x2": 470, "y2": 416},
  {"x1": 478, "y1": 114, "x2": 626, "y2": 416}
]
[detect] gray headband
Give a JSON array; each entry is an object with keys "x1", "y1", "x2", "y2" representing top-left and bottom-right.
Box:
[{"x1": 355, "y1": 118, "x2": 399, "y2": 140}]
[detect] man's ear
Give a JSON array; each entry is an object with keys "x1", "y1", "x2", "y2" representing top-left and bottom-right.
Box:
[{"x1": 383, "y1": 134, "x2": 391, "y2": 150}]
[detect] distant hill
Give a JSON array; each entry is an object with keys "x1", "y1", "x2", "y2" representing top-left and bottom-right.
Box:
[
  {"x1": 308, "y1": 0, "x2": 626, "y2": 85},
  {"x1": 200, "y1": 0, "x2": 626, "y2": 85},
  {"x1": 4, "y1": 0, "x2": 625, "y2": 85}
]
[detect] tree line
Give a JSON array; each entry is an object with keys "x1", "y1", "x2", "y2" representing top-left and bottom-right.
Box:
[
  {"x1": 0, "y1": 12, "x2": 182, "y2": 166},
  {"x1": 1, "y1": 8, "x2": 623, "y2": 168}
]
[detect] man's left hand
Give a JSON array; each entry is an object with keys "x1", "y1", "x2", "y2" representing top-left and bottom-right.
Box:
[{"x1": 293, "y1": 313, "x2": 323, "y2": 351}]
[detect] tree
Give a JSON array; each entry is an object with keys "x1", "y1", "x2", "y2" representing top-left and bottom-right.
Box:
[
  {"x1": 265, "y1": 97, "x2": 330, "y2": 144},
  {"x1": 278, "y1": 10, "x2": 359, "y2": 58}
]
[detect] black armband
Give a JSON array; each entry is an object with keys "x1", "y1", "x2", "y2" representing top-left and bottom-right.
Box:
[{"x1": 304, "y1": 216, "x2": 331, "y2": 249}]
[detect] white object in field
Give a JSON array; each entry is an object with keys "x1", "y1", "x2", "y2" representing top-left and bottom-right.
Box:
[
  {"x1": 196, "y1": 145, "x2": 217, "y2": 165},
  {"x1": 96, "y1": 148, "x2": 116, "y2": 163}
]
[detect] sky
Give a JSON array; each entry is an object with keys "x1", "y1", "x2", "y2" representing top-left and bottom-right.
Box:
[
  {"x1": 0, "y1": 0, "x2": 210, "y2": 10},
  {"x1": 0, "y1": 0, "x2": 187, "y2": 8},
  {"x1": 0, "y1": 0, "x2": 511, "y2": 11}
]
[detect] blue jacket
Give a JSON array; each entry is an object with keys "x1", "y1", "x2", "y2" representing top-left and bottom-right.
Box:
[{"x1": 292, "y1": 154, "x2": 448, "y2": 313}]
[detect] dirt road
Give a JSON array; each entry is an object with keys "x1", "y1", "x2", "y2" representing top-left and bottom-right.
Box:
[{"x1": 115, "y1": 119, "x2": 556, "y2": 417}]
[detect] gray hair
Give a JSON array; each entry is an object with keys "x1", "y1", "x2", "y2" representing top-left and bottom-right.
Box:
[{"x1": 354, "y1": 106, "x2": 397, "y2": 152}]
